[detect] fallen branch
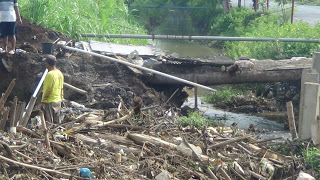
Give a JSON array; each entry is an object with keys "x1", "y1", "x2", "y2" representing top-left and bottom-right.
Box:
[
  {"x1": 0, "y1": 154, "x2": 72, "y2": 178},
  {"x1": 13, "y1": 150, "x2": 33, "y2": 161},
  {"x1": 218, "y1": 167, "x2": 231, "y2": 180}
]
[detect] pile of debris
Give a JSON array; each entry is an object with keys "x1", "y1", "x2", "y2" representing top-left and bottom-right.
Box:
[{"x1": 0, "y1": 79, "x2": 317, "y2": 179}]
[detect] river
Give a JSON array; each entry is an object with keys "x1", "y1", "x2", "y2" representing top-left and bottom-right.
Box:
[{"x1": 154, "y1": 40, "x2": 291, "y2": 141}]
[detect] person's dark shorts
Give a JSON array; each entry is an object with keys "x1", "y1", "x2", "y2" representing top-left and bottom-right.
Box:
[{"x1": 0, "y1": 22, "x2": 17, "y2": 38}]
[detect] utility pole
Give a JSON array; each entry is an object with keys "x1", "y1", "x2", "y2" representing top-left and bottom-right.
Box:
[{"x1": 291, "y1": 0, "x2": 295, "y2": 23}]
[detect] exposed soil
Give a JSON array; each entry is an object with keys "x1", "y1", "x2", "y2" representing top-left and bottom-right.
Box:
[{"x1": 0, "y1": 18, "x2": 170, "y2": 111}]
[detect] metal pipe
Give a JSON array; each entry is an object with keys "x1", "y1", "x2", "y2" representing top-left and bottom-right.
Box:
[
  {"x1": 80, "y1": 34, "x2": 320, "y2": 43},
  {"x1": 62, "y1": 46, "x2": 216, "y2": 92},
  {"x1": 32, "y1": 69, "x2": 48, "y2": 97}
]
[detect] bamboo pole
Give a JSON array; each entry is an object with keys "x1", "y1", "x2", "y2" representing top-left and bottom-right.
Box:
[
  {"x1": 286, "y1": 101, "x2": 298, "y2": 139},
  {"x1": 63, "y1": 82, "x2": 87, "y2": 95}
]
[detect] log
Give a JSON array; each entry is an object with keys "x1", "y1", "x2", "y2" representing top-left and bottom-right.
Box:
[
  {"x1": 0, "y1": 154, "x2": 72, "y2": 178},
  {"x1": 40, "y1": 111, "x2": 51, "y2": 150},
  {"x1": 209, "y1": 135, "x2": 251, "y2": 149},
  {"x1": 0, "y1": 79, "x2": 16, "y2": 111},
  {"x1": 63, "y1": 82, "x2": 87, "y2": 95},
  {"x1": 144, "y1": 69, "x2": 303, "y2": 86},
  {"x1": 286, "y1": 101, "x2": 298, "y2": 139},
  {"x1": 128, "y1": 133, "x2": 215, "y2": 163}
]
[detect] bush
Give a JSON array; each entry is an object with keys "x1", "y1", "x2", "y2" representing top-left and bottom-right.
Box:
[
  {"x1": 303, "y1": 147, "x2": 320, "y2": 173},
  {"x1": 204, "y1": 87, "x2": 243, "y2": 104},
  {"x1": 210, "y1": 8, "x2": 320, "y2": 60}
]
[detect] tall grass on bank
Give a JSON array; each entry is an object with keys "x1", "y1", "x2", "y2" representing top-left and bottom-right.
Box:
[
  {"x1": 210, "y1": 8, "x2": 320, "y2": 60},
  {"x1": 19, "y1": 0, "x2": 147, "y2": 44}
]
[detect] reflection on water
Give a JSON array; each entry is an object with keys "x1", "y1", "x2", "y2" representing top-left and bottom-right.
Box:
[{"x1": 154, "y1": 40, "x2": 223, "y2": 58}]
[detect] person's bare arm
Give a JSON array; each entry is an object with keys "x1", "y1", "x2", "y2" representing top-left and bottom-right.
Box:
[{"x1": 14, "y1": 6, "x2": 22, "y2": 25}]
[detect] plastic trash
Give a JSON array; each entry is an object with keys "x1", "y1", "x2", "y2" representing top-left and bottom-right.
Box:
[{"x1": 80, "y1": 168, "x2": 95, "y2": 179}]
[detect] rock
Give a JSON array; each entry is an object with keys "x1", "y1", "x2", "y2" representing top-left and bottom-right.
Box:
[{"x1": 296, "y1": 171, "x2": 315, "y2": 180}]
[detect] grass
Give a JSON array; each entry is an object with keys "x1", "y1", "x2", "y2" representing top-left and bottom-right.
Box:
[
  {"x1": 204, "y1": 86, "x2": 244, "y2": 104},
  {"x1": 303, "y1": 147, "x2": 320, "y2": 173},
  {"x1": 19, "y1": 0, "x2": 147, "y2": 45},
  {"x1": 179, "y1": 111, "x2": 215, "y2": 129}
]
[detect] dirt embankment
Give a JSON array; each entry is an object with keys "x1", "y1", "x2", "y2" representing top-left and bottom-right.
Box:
[{"x1": 0, "y1": 18, "x2": 171, "y2": 110}]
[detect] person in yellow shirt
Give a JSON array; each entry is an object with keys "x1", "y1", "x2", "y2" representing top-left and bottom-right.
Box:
[{"x1": 41, "y1": 55, "x2": 64, "y2": 124}]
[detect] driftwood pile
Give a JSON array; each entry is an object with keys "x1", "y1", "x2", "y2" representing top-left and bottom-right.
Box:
[{"x1": 0, "y1": 79, "x2": 313, "y2": 179}]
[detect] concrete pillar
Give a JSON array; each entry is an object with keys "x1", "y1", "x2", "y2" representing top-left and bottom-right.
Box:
[
  {"x1": 298, "y1": 69, "x2": 319, "y2": 133},
  {"x1": 312, "y1": 52, "x2": 320, "y2": 74},
  {"x1": 299, "y1": 82, "x2": 320, "y2": 140}
]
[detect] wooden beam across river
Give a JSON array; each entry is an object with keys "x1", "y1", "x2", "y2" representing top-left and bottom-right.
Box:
[{"x1": 143, "y1": 58, "x2": 312, "y2": 86}]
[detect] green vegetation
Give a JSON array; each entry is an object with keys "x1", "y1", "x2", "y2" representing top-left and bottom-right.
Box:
[
  {"x1": 179, "y1": 111, "x2": 215, "y2": 129},
  {"x1": 128, "y1": 0, "x2": 223, "y2": 35},
  {"x1": 303, "y1": 148, "x2": 320, "y2": 173},
  {"x1": 210, "y1": 8, "x2": 320, "y2": 60},
  {"x1": 204, "y1": 86, "x2": 244, "y2": 104},
  {"x1": 19, "y1": 0, "x2": 147, "y2": 44}
]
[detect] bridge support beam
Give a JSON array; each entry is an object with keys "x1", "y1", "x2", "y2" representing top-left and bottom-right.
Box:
[{"x1": 298, "y1": 52, "x2": 320, "y2": 141}]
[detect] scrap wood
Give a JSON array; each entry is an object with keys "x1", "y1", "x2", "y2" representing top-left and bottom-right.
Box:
[
  {"x1": 127, "y1": 133, "x2": 216, "y2": 163},
  {"x1": 230, "y1": 166, "x2": 246, "y2": 180},
  {"x1": 0, "y1": 141, "x2": 13, "y2": 158},
  {"x1": 51, "y1": 143, "x2": 76, "y2": 160},
  {"x1": 248, "y1": 170, "x2": 267, "y2": 180},
  {"x1": 209, "y1": 135, "x2": 251, "y2": 149},
  {"x1": 246, "y1": 143, "x2": 292, "y2": 162},
  {"x1": 0, "y1": 154, "x2": 72, "y2": 178},
  {"x1": 94, "y1": 133, "x2": 136, "y2": 146},
  {"x1": 115, "y1": 55, "x2": 143, "y2": 74},
  {"x1": 13, "y1": 150, "x2": 33, "y2": 161},
  {"x1": 0, "y1": 79, "x2": 16, "y2": 112},
  {"x1": 40, "y1": 111, "x2": 51, "y2": 151},
  {"x1": 206, "y1": 167, "x2": 218, "y2": 180},
  {"x1": 85, "y1": 112, "x2": 132, "y2": 128},
  {"x1": 218, "y1": 167, "x2": 232, "y2": 180},
  {"x1": 16, "y1": 126, "x2": 42, "y2": 138},
  {"x1": 0, "y1": 107, "x2": 9, "y2": 130}
]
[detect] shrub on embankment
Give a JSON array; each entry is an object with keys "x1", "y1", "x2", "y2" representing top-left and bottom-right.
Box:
[
  {"x1": 19, "y1": 0, "x2": 147, "y2": 44},
  {"x1": 210, "y1": 8, "x2": 320, "y2": 60}
]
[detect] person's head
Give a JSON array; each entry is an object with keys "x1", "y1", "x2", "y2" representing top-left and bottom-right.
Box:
[{"x1": 42, "y1": 55, "x2": 57, "y2": 69}]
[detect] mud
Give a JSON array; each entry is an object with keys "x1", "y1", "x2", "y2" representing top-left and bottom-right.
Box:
[{"x1": 0, "y1": 18, "x2": 171, "y2": 111}]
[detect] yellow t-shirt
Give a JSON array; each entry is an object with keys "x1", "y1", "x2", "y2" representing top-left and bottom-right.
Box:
[{"x1": 41, "y1": 69, "x2": 64, "y2": 103}]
